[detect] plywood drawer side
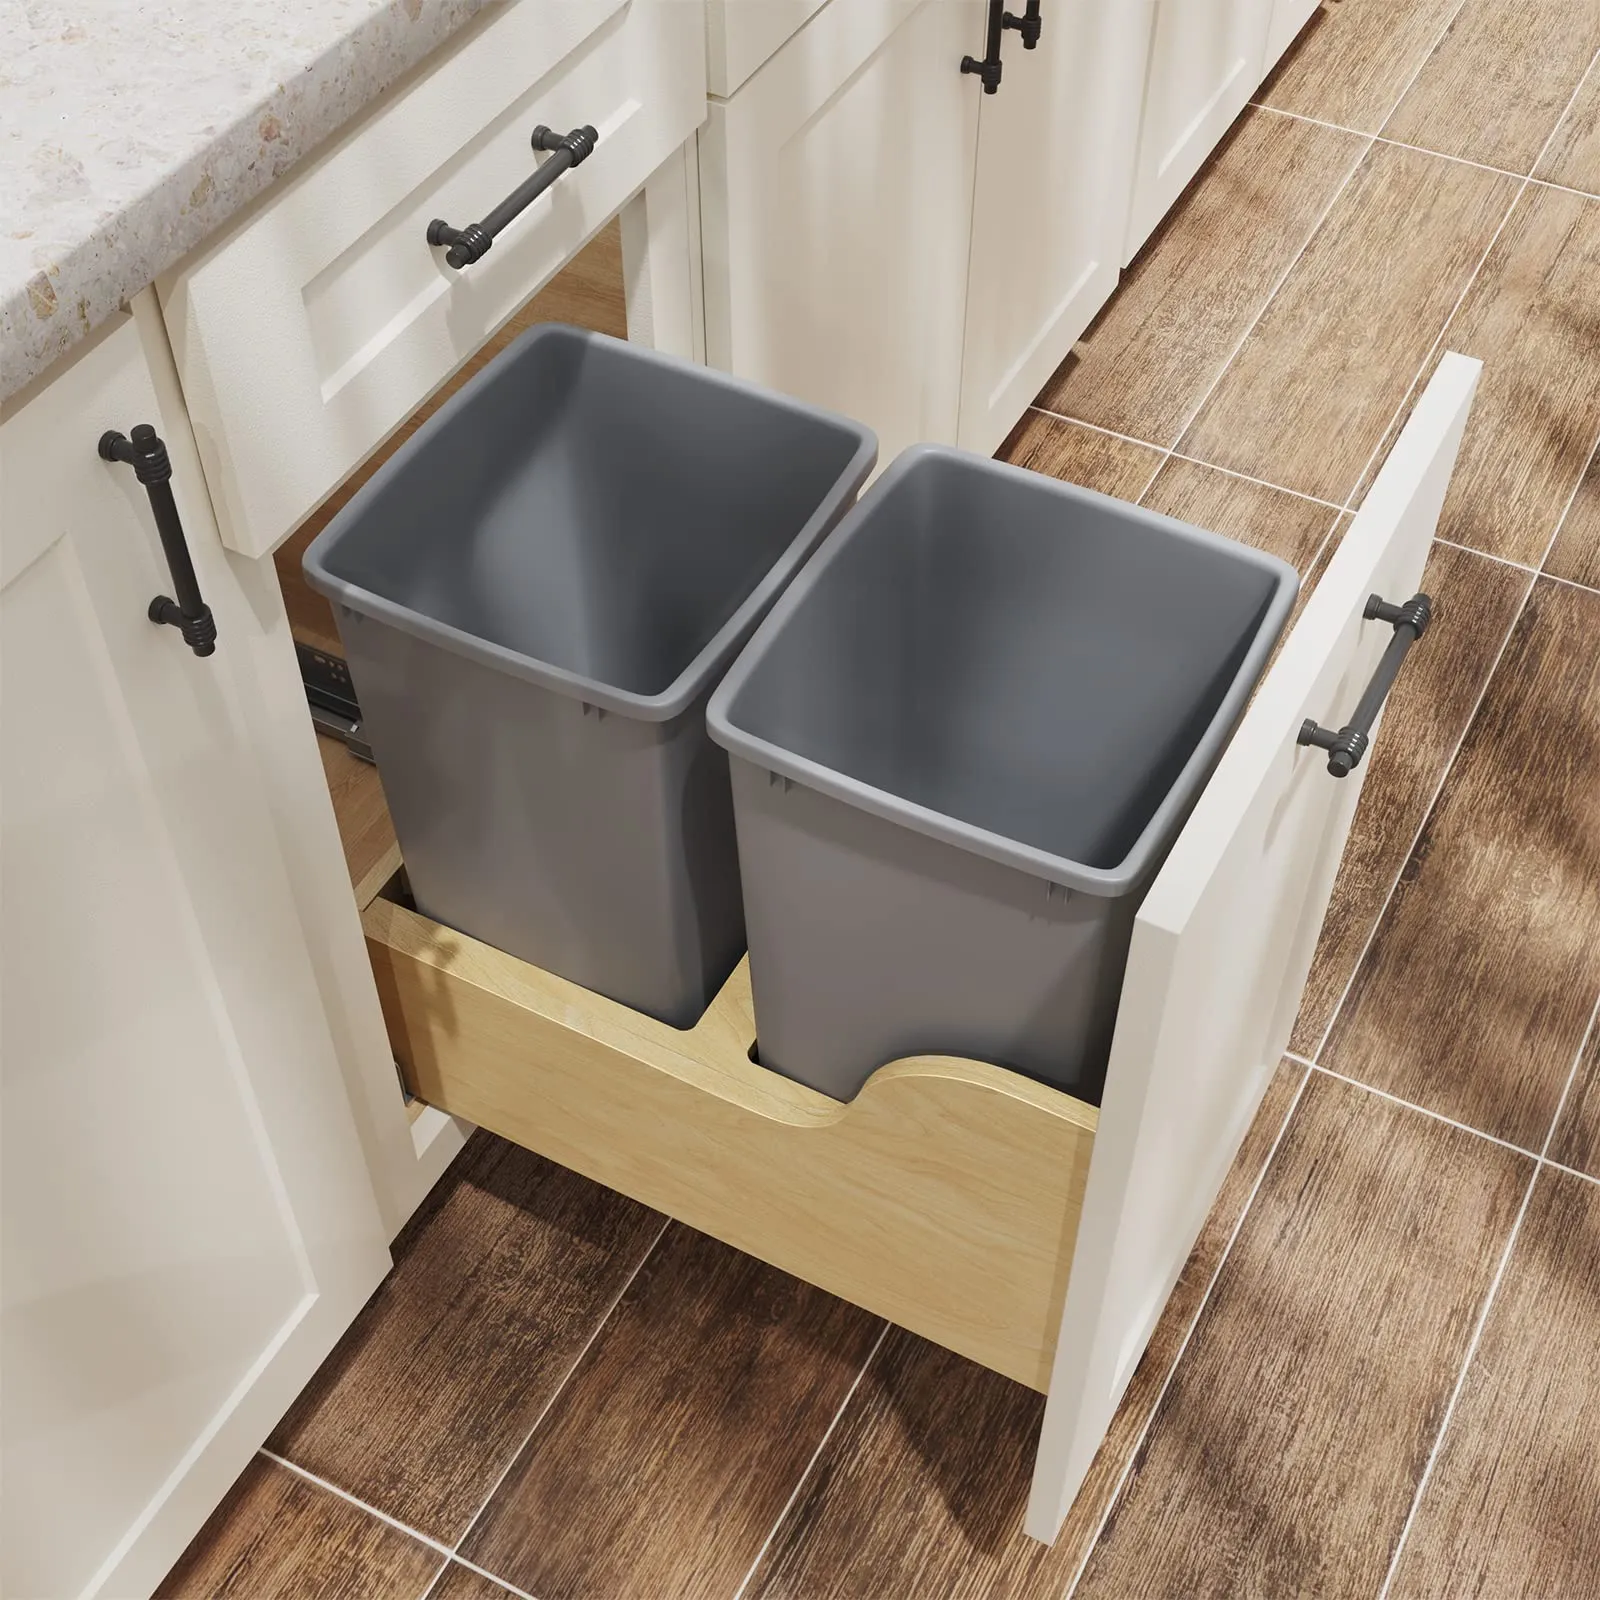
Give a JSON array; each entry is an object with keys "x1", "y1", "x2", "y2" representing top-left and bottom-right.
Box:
[{"x1": 362, "y1": 893, "x2": 1098, "y2": 1391}]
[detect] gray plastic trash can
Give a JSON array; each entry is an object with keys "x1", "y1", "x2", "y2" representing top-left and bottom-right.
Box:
[
  {"x1": 706, "y1": 444, "x2": 1298, "y2": 1101},
  {"x1": 304, "y1": 324, "x2": 876, "y2": 1026}
]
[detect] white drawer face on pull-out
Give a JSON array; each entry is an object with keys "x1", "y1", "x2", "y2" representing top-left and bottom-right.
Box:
[{"x1": 161, "y1": 0, "x2": 705, "y2": 559}]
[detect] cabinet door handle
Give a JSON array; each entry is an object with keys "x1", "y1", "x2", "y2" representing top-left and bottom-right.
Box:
[
  {"x1": 99, "y1": 425, "x2": 218, "y2": 657},
  {"x1": 427, "y1": 124, "x2": 598, "y2": 269},
  {"x1": 962, "y1": 0, "x2": 1041, "y2": 91},
  {"x1": 1298, "y1": 592, "x2": 1432, "y2": 776}
]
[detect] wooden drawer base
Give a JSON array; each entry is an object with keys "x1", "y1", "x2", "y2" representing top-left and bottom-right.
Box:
[{"x1": 363, "y1": 893, "x2": 1098, "y2": 1391}]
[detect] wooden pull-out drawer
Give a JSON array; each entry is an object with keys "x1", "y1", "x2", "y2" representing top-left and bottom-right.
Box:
[
  {"x1": 161, "y1": 0, "x2": 705, "y2": 560},
  {"x1": 361, "y1": 355, "x2": 1481, "y2": 1545}
]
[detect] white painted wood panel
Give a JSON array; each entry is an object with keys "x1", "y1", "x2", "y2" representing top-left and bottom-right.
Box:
[
  {"x1": 1265, "y1": 0, "x2": 1322, "y2": 66},
  {"x1": 705, "y1": 0, "x2": 832, "y2": 95},
  {"x1": 958, "y1": 0, "x2": 1156, "y2": 454},
  {"x1": 1123, "y1": 0, "x2": 1275, "y2": 262},
  {"x1": 162, "y1": 0, "x2": 705, "y2": 560},
  {"x1": 0, "y1": 314, "x2": 391, "y2": 1598},
  {"x1": 700, "y1": 0, "x2": 982, "y2": 465},
  {"x1": 1027, "y1": 354, "x2": 1482, "y2": 1542}
]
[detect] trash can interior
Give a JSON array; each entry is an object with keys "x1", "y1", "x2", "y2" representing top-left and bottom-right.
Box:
[
  {"x1": 713, "y1": 445, "x2": 1297, "y2": 889},
  {"x1": 305, "y1": 323, "x2": 876, "y2": 713}
]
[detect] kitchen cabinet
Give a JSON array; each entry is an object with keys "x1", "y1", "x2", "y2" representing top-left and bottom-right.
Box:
[
  {"x1": 960, "y1": 0, "x2": 1154, "y2": 453},
  {"x1": 0, "y1": 305, "x2": 391, "y2": 1599},
  {"x1": 701, "y1": 0, "x2": 1158, "y2": 464},
  {"x1": 700, "y1": 0, "x2": 983, "y2": 467},
  {"x1": 1123, "y1": 0, "x2": 1277, "y2": 260}
]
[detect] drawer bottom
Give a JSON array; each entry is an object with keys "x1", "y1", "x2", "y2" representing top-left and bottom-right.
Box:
[{"x1": 363, "y1": 892, "x2": 1099, "y2": 1391}]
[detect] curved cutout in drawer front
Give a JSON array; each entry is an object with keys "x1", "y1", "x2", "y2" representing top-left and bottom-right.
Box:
[
  {"x1": 362, "y1": 895, "x2": 1099, "y2": 1393},
  {"x1": 160, "y1": 0, "x2": 705, "y2": 560}
]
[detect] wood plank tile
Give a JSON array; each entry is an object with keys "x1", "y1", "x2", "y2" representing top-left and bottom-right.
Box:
[
  {"x1": 1073, "y1": 1072, "x2": 1531, "y2": 1600},
  {"x1": 427, "y1": 1562, "x2": 525, "y2": 1600},
  {"x1": 269, "y1": 1133, "x2": 664, "y2": 1545},
  {"x1": 1387, "y1": 1167, "x2": 1600, "y2": 1599},
  {"x1": 1258, "y1": 0, "x2": 1467, "y2": 132},
  {"x1": 1544, "y1": 441, "x2": 1600, "y2": 589},
  {"x1": 1034, "y1": 110, "x2": 1367, "y2": 446},
  {"x1": 157, "y1": 1457, "x2": 441, "y2": 1600},
  {"x1": 1383, "y1": 0, "x2": 1600, "y2": 174},
  {"x1": 1321, "y1": 579, "x2": 1600, "y2": 1148},
  {"x1": 1180, "y1": 144, "x2": 1517, "y2": 503},
  {"x1": 1538, "y1": 56, "x2": 1600, "y2": 195},
  {"x1": 1550, "y1": 1017, "x2": 1600, "y2": 1177},
  {"x1": 1140, "y1": 457, "x2": 1338, "y2": 573},
  {"x1": 1291, "y1": 542, "x2": 1530, "y2": 1054},
  {"x1": 317, "y1": 734, "x2": 398, "y2": 906},
  {"x1": 742, "y1": 1063, "x2": 1309, "y2": 1600},
  {"x1": 459, "y1": 1224, "x2": 883, "y2": 1600},
  {"x1": 996, "y1": 412, "x2": 1161, "y2": 500},
  {"x1": 1386, "y1": 184, "x2": 1600, "y2": 566}
]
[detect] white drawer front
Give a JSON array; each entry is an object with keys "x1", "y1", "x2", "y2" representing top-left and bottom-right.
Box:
[{"x1": 162, "y1": 0, "x2": 705, "y2": 559}]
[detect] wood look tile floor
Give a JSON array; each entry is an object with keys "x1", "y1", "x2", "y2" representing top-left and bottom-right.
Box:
[{"x1": 171, "y1": 9, "x2": 1600, "y2": 1595}]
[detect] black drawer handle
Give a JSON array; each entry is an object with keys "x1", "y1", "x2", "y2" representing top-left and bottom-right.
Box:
[
  {"x1": 98, "y1": 425, "x2": 217, "y2": 658},
  {"x1": 1298, "y1": 592, "x2": 1432, "y2": 777},
  {"x1": 961, "y1": 0, "x2": 1041, "y2": 92},
  {"x1": 427, "y1": 124, "x2": 598, "y2": 269}
]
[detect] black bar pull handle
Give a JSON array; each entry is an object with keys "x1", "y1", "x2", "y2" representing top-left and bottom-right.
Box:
[
  {"x1": 428, "y1": 123, "x2": 598, "y2": 269},
  {"x1": 1298, "y1": 591, "x2": 1432, "y2": 777},
  {"x1": 962, "y1": 0, "x2": 1007, "y2": 91},
  {"x1": 1004, "y1": 0, "x2": 1042, "y2": 48},
  {"x1": 98, "y1": 425, "x2": 217, "y2": 658}
]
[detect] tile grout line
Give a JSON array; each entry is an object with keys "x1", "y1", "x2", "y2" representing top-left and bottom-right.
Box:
[
  {"x1": 1534, "y1": 414, "x2": 1600, "y2": 574},
  {"x1": 1249, "y1": 100, "x2": 1600, "y2": 204},
  {"x1": 729, "y1": 1320, "x2": 893, "y2": 1600},
  {"x1": 256, "y1": 1449, "x2": 541, "y2": 1600},
  {"x1": 1292, "y1": 1055, "x2": 1541, "y2": 1161},
  {"x1": 1375, "y1": 986, "x2": 1600, "y2": 1596},
  {"x1": 1062, "y1": 1061, "x2": 1315, "y2": 1599},
  {"x1": 1427, "y1": 536, "x2": 1600, "y2": 598},
  {"x1": 1372, "y1": 1166, "x2": 1540, "y2": 1599},
  {"x1": 440, "y1": 1214, "x2": 674, "y2": 1567}
]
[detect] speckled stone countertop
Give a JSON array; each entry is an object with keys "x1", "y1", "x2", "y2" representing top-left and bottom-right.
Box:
[{"x1": 1, "y1": 0, "x2": 496, "y2": 401}]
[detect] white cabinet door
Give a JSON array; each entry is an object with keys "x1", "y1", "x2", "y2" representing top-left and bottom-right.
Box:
[
  {"x1": 1123, "y1": 0, "x2": 1276, "y2": 261},
  {"x1": 701, "y1": 0, "x2": 983, "y2": 466},
  {"x1": 958, "y1": 0, "x2": 1156, "y2": 455},
  {"x1": 1026, "y1": 354, "x2": 1481, "y2": 1542},
  {"x1": 1265, "y1": 0, "x2": 1322, "y2": 66},
  {"x1": 1, "y1": 314, "x2": 391, "y2": 1599}
]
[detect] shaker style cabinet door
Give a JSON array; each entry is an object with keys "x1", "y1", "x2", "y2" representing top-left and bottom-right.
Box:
[
  {"x1": 1123, "y1": 0, "x2": 1276, "y2": 261},
  {"x1": 1026, "y1": 354, "x2": 1482, "y2": 1542},
  {"x1": 958, "y1": 0, "x2": 1156, "y2": 455},
  {"x1": 700, "y1": 0, "x2": 983, "y2": 466},
  {"x1": 0, "y1": 315, "x2": 390, "y2": 1600}
]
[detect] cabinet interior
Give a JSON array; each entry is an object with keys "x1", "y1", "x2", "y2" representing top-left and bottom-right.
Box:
[{"x1": 270, "y1": 218, "x2": 629, "y2": 922}]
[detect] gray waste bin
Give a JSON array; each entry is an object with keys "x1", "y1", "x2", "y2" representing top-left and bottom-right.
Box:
[
  {"x1": 304, "y1": 324, "x2": 876, "y2": 1026},
  {"x1": 706, "y1": 444, "x2": 1298, "y2": 1101}
]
